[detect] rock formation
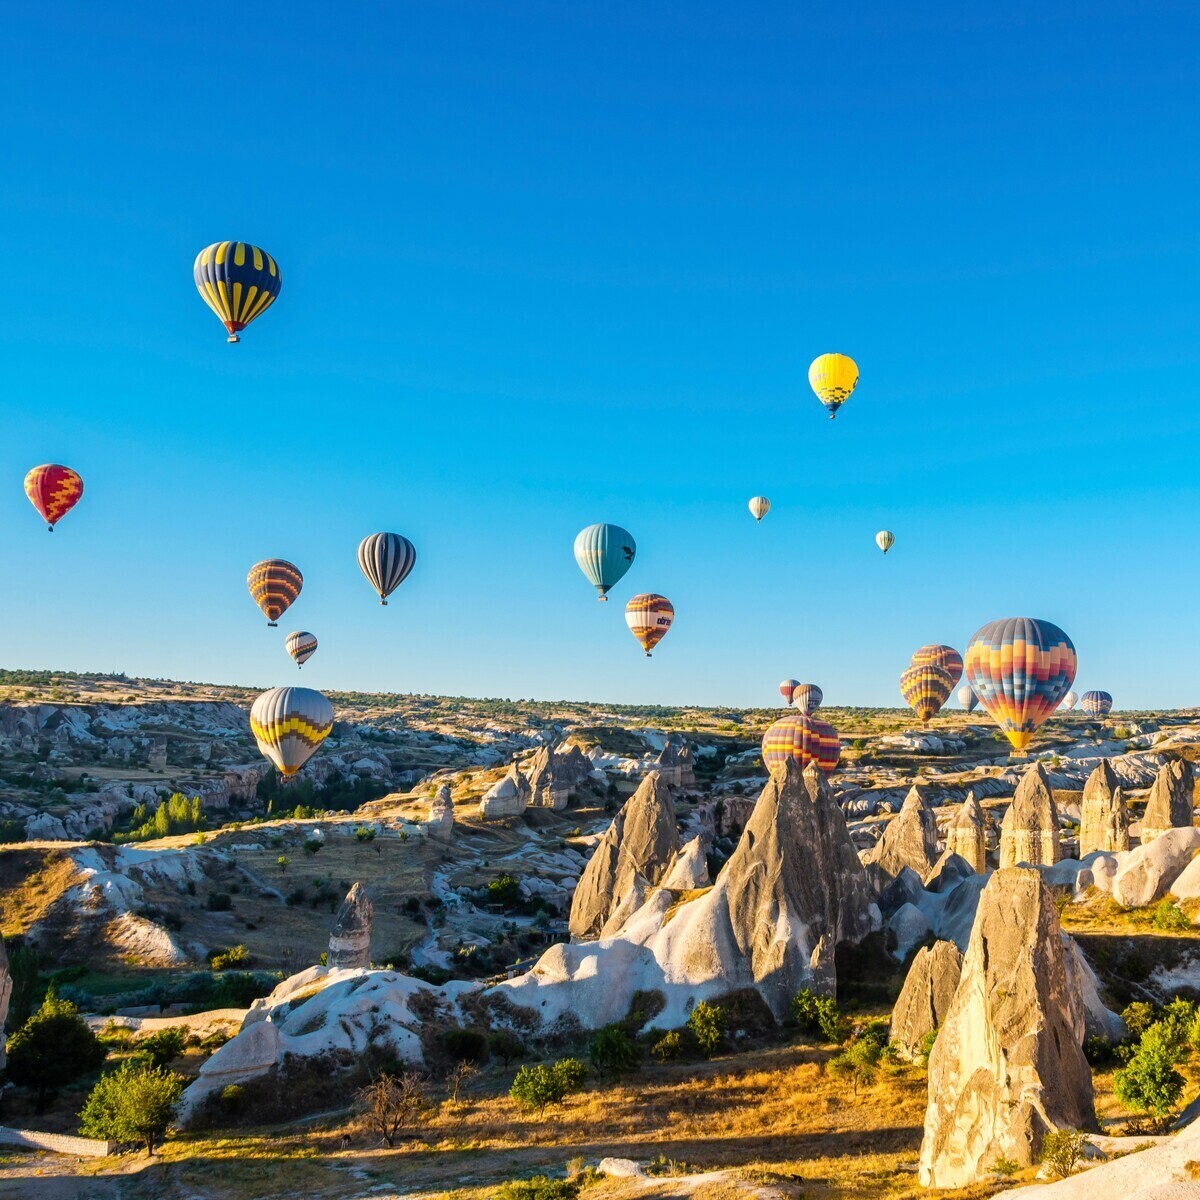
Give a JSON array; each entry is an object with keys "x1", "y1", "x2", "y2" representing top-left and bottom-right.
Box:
[
  {"x1": 999, "y1": 762, "x2": 1061, "y2": 868},
  {"x1": 1078, "y1": 760, "x2": 1129, "y2": 856},
  {"x1": 863, "y1": 785, "x2": 939, "y2": 882},
  {"x1": 526, "y1": 742, "x2": 592, "y2": 810},
  {"x1": 327, "y1": 883, "x2": 372, "y2": 970},
  {"x1": 569, "y1": 771, "x2": 681, "y2": 940},
  {"x1": 477, "y1": 767, "x2": 530, "y2": 819},
  {"x1": 0, "y1": 938, "x2": 10, "y2": 1070},
  {"x1": 426, "y1": 784, "x2": 453, "y2": 838},
  {"x1": 1112, "y1": 826, "x2": 1200, "y2": 907},
  {"x1": 918, "y1": 868, "x2": 1096, "y2": 1188},
  {"x1": 943, "y1": 790, "x2": 988, "y2": 873},
  {"x1": 889, "y1": 940, "x2": 963, "y2": 1059},
  {"x1": 1140, "y1": 758, "x2": 1194, "y2": 843},
  {"x1": 659, "y1": 836, "x2": 709, "y2": 890},
  {"x1": 653, "y1": 737, "x2": 695, "y2": 788}
]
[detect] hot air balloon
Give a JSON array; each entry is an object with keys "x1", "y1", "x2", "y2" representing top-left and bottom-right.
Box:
[
  {"x1": 1081, "y1": 691, "x2": 1113, "y2": 718},
  {"x1": 357, "y1": 533, "x2": 416, "y2": 605},
  {"x1": 794, "y1": 683, "x2": 823, "y2": 715},
  {"x1": 285, "y1": 631, "x2": 318, "y2": 668},
  {"x1": 247, "y1": 559, "x2": 303, "y2": 627},
  {"x1": 193, "y1": 242, "x2": 282, "y2": 343},
  {"x1": 749, "y1": 496, "x2": 770, "y2": 522},
  {"x1": 1061, "y1": 690, "x2": 1079, "y2": 712},
  {"x1": 574, "y1": 524, "x2": 636, "y2": 601},
  {"x1": 808, "y1": 353, "x2": 858, "y2": 419},
  {"x1": 250, "y1": 686, "x2": 334, "y2": 777},
  {"x1": 900, "y1": 664, "x2": 954, "y2": 725},
  {"x1": 876, "y1": 530, "x2": 895, "y2": 554},
  {"x1": 778, "y1": 679, "x2": 799, "y2": 706},
  {"x1": 625, "y1": 593, "x2": 674, "y2": 656},
  {"x1": 963, "y1": 617, "x2": 1077, "y2": 753},
  {"x1": 911, "y1": 645, "x2": 964, "y2": 689},
  {"x1": 761, "y1": 712, "x2": 840, "y2": 775},
  {"x1": 957, "y1": 685, "x2": 978, "y2": 713},
  {"x1": 24, "y1": 465, "x2": 83, "y2": 531}
]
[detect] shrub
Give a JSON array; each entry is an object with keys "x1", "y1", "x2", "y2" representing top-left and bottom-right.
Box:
[
  {"x1": 210, "y1": 944, "x2": 251, "y2": 971},
  {"x1": 488, "y1": 1029, "x2": 525, "y2": 1068},
  {"x1": 1039, "y1": 1128, "x2": 1090, "y2": 1178},
  {"x1": 916, "y1": 1028, "x2": 938, "y2": 1066},
  {"x1": 6, "y1": 989, "x2": 107, "y2": 1110},
  {"x1": 356, "y1": 1072, "x2": 427, "y2": 1147},
  {"x1": 486, "y1": 874, "x2": 523, "y2": 909},
  {"x1": 206, "y1": 892, "x2": 232, "y2": 912},
  {"x1": 790, "y1": 988, "x2": 846, "y2": 1043},
  {"x1": 303, "y1": 837, "x2": 322, "y2": 856},
  {"x1": 78, "y1": 1061, "x2": 184, "y2": 1155},
  {"x1": 510, "y1": 1058, "x2": 586, "y2": 1116},
  {"x1": 277, "y1": 855, "x2": 290, "y2": 872},
  {"x1": 991, "y1": 1156, "x2": 1020, "y2": 1178},
  {"x1": 1151, "y1": 899, "x2": 1190, "y2": 931},
  {"x1": 442, "y1": 1027, "x2": 490, "y2": 1065},
  {"x1": 651, "y1": 1030, "x2": 682, "y2": 1062},
  {"x1": 588, "y1": 1024, "x2": 639, "y2": 1076},
  {"x1": 494, "y1": 1177, "x2": 580, "y2": 1200},
  {"x1": 1115, "y1": 1025, "x2": 1186, "y2": 1120},
  {"x1": 828, "y1": 1025, "x2": 886, "y2": 1095},
  {"x1": 687, "y1": 1002, "x2": 727, "y2": 1055},
  {"x1": 355, "y1": 825, "x2": 377, "y2": 842},
  {"x1": 1121, "y1": 1001, "x2": 1157, "y2": 1041},
  {"x1": 137, "y1": 1027, "x2": 186, "y2": 1069}
]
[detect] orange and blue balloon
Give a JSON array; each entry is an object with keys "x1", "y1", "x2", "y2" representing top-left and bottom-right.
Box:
[{"x1": 1081, "y1": 690, "x2": 1112, "y2": 718}]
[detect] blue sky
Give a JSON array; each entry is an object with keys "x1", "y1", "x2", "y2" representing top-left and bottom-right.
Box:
[{"x1": 3, "y1": 1, "x2": 1200, "y2": 709}]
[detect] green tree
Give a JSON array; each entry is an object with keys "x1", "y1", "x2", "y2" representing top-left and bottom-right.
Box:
[
  {"x1": 1114, "y1": 1025, "x2": 1186, "y2": 1122},
  {"x1": 486, "y1": 874, "x2": 523, "y2": 909},
  {"x1": 588, "y1": 1024, "x2": 639, "y2": 1077},
  {"x1": 687, "y1": 1002, "x2": 726, "y2": 1055},
  {"x1": 6, "y1": 989, "x2": 106, "y2": 1110},
  {"x1": 137, "y1": 1028, "x2": 186, "y2": 1069},
  {"x1": 790, "y1": 988, "x2": 846, "y2": 1043},
  {"x1": 5, "y1": 942, "x2": 40, "y2": 1029},
  {"x1": 488, "y1": 1029, "x2": 525, "y2": 1068},
  {"x1": 78, "y1": 1061, "x2": 184, "y2": 1155},
  {"x1": 510, "y1": 1058, "x2": 586, "y2": 1116},
  {"x1": 1039, "y1": 1129, "x2": 1090, "y2": 1178},
  {"x1": 829, "y1": 1027, "x2": 886, "y2": 1096}
]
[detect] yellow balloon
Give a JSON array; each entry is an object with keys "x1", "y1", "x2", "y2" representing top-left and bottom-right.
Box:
[{"x1": 808, "y1": 353, "x2": 859, "y2": 419}]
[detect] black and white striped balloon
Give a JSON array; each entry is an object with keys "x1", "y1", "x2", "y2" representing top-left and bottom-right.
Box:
[{"x1": 357, "y1": 533, "x2": 416, "y2": 605}]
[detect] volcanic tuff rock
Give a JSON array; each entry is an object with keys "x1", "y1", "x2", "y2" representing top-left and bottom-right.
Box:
[
  {"x1": 942, "y1": 790, "x2": 988, "y2": 873},
  {"x1": 1079, "y1": 759, "x2": 1129, "y2": 856},
  {"x1": 327, "y1": 883, "x2": 372, "y2": 970},
  {"x1": 569, "y1": 771, "x2": 681, "y2": 940},
  {"x1": 1000, "y1": 762, "x2": 1061, "y2": 868},
  {"x1": 426, "y1": 784, "x2": 454, "y2": 838},
  {"x1": 918, "y1": 868, "x2": 1096, "y2": 1188},
  {"x1": 477, "y1": 767, "x2": 531, "y2": 819},
  {"x1": 526, "y1": 742, "x2": 593, "y2": 810},
  {"x1": 1140, "y1": 758, "x2": 1195, "y2": 843},
  {"x1": 889, "y1": 940, "x2": 963, "y2": 1059},
  {"x1": 0, "y1": 939, "x2": 11, "y2": 1070},
  {"x1": 863, "y1": 786, "x2": 939, "y2": 882},
  {"x1": 498, "y1": 759, "x2": 879, "y2": 1027},
  {"x1": 1112, "y1": 826, "x2": 1200, "y2": 907},
  {"x1": 654, "y1": 737, "x2": 695, "y2": 787}
]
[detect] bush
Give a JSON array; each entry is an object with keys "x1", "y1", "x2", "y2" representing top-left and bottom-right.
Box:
[
  {"x1": 651, "y1": 1030, "x2": 682, "y2": 1062},
  {"x1": 486, "y1": 874, "x2": 523, "y2": 909},
  {"x1": 494, "y1": 1177, "x2": 580, "y2": 1200},
  {"x1": 1151, "y1": 899, "x2": 1190, "y2": 931},
  {"x1": 303, "y1": 838, "x2": 322, "y2": 856},
  {"x1": 510, "y1": 1058, "x2": 586, "y2": 1116},
  {"x1": 6, "y1": 989, "x2": 107, "y2": 1110},
  {"x1": 588, "y1": 1024, "x2": 639, "y2": 1076},
  {"x1": 916, "y1": 1028, "x2": 938, "y2": 1067},
  {"x1": 355, "y1": 825, "x2": 377, "y2": 842},
  {"x1": 210, "y1": 944, "x2": 251, "y2": 971},
  {"x1": 442, "y1": 1027, "x2": 490, "y2": 1065},
  {"x1": 137, "y1": 1027, "x2": 186, "y2": 1069},
  {"x1": 990, "y1": 1156, "x2": 1020, "y2": 1178},
  {"x1": 79, "y1": 1061, "x2": 184, "y2": 1155},
  {"x1": 206, "y1": 892, "x2": 232, "y2": 912},
  {"x1": 790, "y1": 988, "x2": 846, "y2": 1043},
  {"x1": 1115, "y1": 1024, "x2": 1186, "y2": 1119},
  {"x1": 488, "y1": 1029, "x2": 525, "y2": 1068},
  {"x1": 828, "y1": 1025, "x2": 887, "y2": 1095},
  {"x1": 687, "y1": 1002, "x2": 727, "y2": 1055},
  {"x1": 1039, "y1": 1128, "x2": 1090, "y2": 1178},
  {"x1": 1121, "y1": 1001, "x2": 1157, "y2": 1041}
]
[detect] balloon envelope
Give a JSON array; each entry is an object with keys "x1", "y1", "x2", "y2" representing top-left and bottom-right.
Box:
[
  {"x1": 808, "y1": 353, "x2": 859, "y2": 418},
  {"x1": 357, "y1": 533, "x2": 416, "y2": 605},
  {"x1": 794, "y1": 683, "x2": 823, "y2": 715},
  {"x1": 911, "y1": 645, "x2": 964, "y2": 689},
  {"x1": 748, "y1": 496, "x2": 770, "y2": 521},
  {"x1": 762, "y1": 712, "x2": 840, "y2": 774},
  {"x1": 875, "y1": 530, "x2": 895, "y2": 554},
  {"x1": 285, "y1": 631, "x2": 318, "y2": 668},
  {"x1": 1081, "y1": 690, "x2": 1113, "y2": 717},
  {"x1": 574, "y1": 524, "x2": 636, "y2": 600},
  {"x1": 250, "y1": 686, "x2": 334, "y2": 776},
  {"x1": 625, "y1": 593, "x2": 674, "y2": 656},
  {"x1": 24, "y1": 464, "x2": 83, "y2": 530},
  {"x1": 900, "y1": 664, "x2": 954, "y2": 725},
  {"x1": 778, "y1": 679, "x2": 799, "y2": 706},
  {"x1": 194, "y1": 242, "x2": 281, "y2": 342},
  {"x1": 1061, "y1": 690, "x2": 1079, "y2": 712},
  {"x1": 957, "y1": 685, "x2": 978, "y2": 713},
  {"x1": 963, "y1": 617, "x2": 1077, "y2": 752},
  {"x1": 248, "y1": 559, "x2": 303, "y2": 626}
]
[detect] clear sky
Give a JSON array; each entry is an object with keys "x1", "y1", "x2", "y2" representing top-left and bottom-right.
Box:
[{"x1": 3, "y1": 1, "x2": 1200, "y2": 709}]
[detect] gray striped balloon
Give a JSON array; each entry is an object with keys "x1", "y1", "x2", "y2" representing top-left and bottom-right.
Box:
[{"x1": 357, "y1": 533, "x2": 416, "y2": 605}]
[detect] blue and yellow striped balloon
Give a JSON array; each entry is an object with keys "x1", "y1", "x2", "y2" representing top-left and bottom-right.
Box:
[
  {"x1": 194, "y1": 242, "x2": 282, "y2": 343},
  {"x1": 574, "y1": 523, "x2": 636, "y2": 601},
  {"x1": 1081, "y1": 690, "x2": 1113, "y2": 718}
]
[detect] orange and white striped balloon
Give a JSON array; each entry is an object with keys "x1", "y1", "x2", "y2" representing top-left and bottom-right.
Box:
[{"x1": 624, "y1": 593, "x2": 674, "y2": 657}]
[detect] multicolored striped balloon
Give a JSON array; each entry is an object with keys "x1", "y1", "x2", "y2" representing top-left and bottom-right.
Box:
[
  {"x1": 762, "y1": 712, "x2": 840, "y2": 774},
  {"x1": 748, "y1": 496, "x2": 770, "y2": 522},
  {"x1": 808, "y1": 353, "x2": 858, "y2": 419},
  {"x1": 24, "y1": 464, "x2": 84, "y2": 531},
  {"x1": 778, "y1": 679, "x2": 800, "y2": 706},
  {"x1": 574, "y1": 524, "x2": 636, "y2": 601},
  {"x1": 247, "y1": 559, "x2": 303, "y2": 627},
  {"x1": 911, "y1": 644, "x2": 964, "y2": 689},
  {"x1": 794, "y1": 683, "x2": 823, "y2": 715},
  {"x1": 285, "y1": 631, "x2": 318, "y2": 668},
  {"x1": 357, "y1": 533, "x2": 416, "y2": 605},
  {"x1": 250, "y1": 686, "x2": 333, "y2": 776},
  {"x1": 1081, "y1": 690, "x2": 1113, "y2": 718},
  {"x1": 1061, "y1": 690, "x2": 1079, "y2": 712},
  {"x1": 625, "y1": 593, "x2": 674, "y2": 656},
  {"x1": 963, "y1": 617, "x2": 1077, "y2": 752},
  {"x1": 900, "y1": 664, "x2": 954, "y2": 725},
  {"x1": 957, "y1": 684, "x2": 979, "y2": 713},
  {"x1": 194, "y1": 242, "x2": 282, "y2": 343}
]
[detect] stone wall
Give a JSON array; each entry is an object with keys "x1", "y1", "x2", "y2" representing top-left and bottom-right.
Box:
[{"x1": 0, "y1": 1126, "x2": 115, "y2": 1156}]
